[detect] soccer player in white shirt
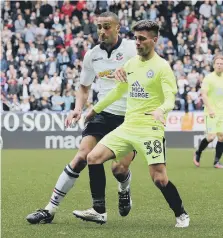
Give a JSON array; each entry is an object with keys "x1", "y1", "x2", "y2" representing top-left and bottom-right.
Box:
[{"x1": 26, "y1": 12, "x2": 137, "y2": 224}]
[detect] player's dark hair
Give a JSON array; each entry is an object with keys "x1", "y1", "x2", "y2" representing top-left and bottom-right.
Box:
[
  {"x1": 132, "y1": 20, "x2": 159, "y2": 36},
  {"x1": 99, "y1": 11, "x2": 119, "y2": 24}
]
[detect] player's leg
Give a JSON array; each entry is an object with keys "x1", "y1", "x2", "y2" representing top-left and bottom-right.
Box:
[
  {"x1": 26, "y1": 135, "x2": 98, "y2": 224},
  {"x1": 73, "y1": 128, "x2": 133, "y2": 224},
  {"x1": 73, "y1": 143, "x2": 115, "y2": 224},
  {"x1": 135, "y1": 136, "x2": 189, "y2": 227},
  {"x1": 111, "y1": 151, "x2": 136, "y2": 216},
  {"x1": 214, "y1": 131, "x2": 223, "y2": 168},
  {"x1": 149, "y1": 163, "x2": 189, "y2": 228},
  {"x1": 101, "y1": 111, "x2": 134, "y2": 216},
  {"x1": 194, "y1": 116, "x2": 216, "y2": 167}
]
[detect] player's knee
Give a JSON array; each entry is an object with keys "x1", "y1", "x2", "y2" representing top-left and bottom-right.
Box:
[
  {"x1": 207, "y1": 134, "x2": 216, "y2": 142},
  {"x1": 152, "y1": 173, "x2": 168, "y2": 188},
  {"x1": 111, "y1": 162, "x2": 128, "y2": 179},
  {"x1": 87, "y1": 152, "x2": 101, "y2": 165}
]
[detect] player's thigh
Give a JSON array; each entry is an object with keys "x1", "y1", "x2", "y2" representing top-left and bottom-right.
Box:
[
  {"x1": 87, "y1": 143, "x2": 116, "y2": 164},
  {"x1": 133, "y1": 136, "x2": 166, "y2": 166},
  {"x1": 99, "y1": 127, "x2": 134, "y2": 162},
  {"x1": 70, "y1": 135, "x2": 98, "y2": 168},
  {"x1": 82, "y1": 112, "x2": 110, "y2": 139}
]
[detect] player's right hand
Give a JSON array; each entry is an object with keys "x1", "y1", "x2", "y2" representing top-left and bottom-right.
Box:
[
  {"x1": 145, "y1": 108, "x2": 166, "y2": 126},
  {"x1": 65, "y1": 109, "x2": 81, "y2": 128}
]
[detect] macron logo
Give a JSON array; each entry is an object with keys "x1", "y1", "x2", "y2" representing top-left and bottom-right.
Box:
[{"x1": 130, "y1": 81, "x2": 149, "y2": 98}]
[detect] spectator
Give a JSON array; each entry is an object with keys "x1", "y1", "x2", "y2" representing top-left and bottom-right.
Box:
[
  {"x1": 10, "y1": 95, "x2": 21, "y2": 112},
  {"x1": 199, "y1": 0, "x2": 212, "y2": 19},
  {"x1": 18, "y1": 76, "x2": 30, "y2": 99},
  {"x1": 210, "y1": 28, "x2": 223, "y2": 50},
  {"x1": 17, "y1": 42, "x2": 27, "y2": 61},
  {"x1": 41, "y1": 75, "x2": 52, "y2": 98},
  {"x1": 29, "y1": 95, "x2": 38, "y2": 111},
  {"x1": 51, "y1": 90, "x2": 64, "y2": 111},
  {"x1": 35, "y1": 23, "x2": 48, "y2": 48},
  {"x1": 63, "y1": 90, "x2": 74, "y2": 112},
  {"x1": 24, "y1": 23, "x2": 35, "y2": 43},
  {"x1": 46, "y1": 55, "x2": 57, "y2": 77},
  {"x1": 38, "y1": 93, "x2": 51, "y2": 111},
  {"x1": 29, "y1": 79, "x2": 42, "y2": 100},
  {"x1": 1, "y1": 72, "x2": 8, "y2": 93},
  {"x1": 50, "y1": 72, "x2": 61, "y2": 92},
  {"x1": 14, "y1": 14, "x2": 26, "y2": 34},
  {"x1": 34, "y1": 58, "x2": 46, "y2": 82},
  {"x1": 0, "y1": 53, "x2": 8, "y2": 72},
  {"x1": 187, "y1": 69, "x2": 199, "y2": 88},
  {"x1": 61, "y1": 1, "x2": 74, "y2": 18},
  {"x1": 20, "y1": 97, "x2": 30, "y2": 112}
]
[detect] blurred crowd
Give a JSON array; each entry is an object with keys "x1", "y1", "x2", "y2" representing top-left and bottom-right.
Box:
[{"x1": 1, "y1": 0, "x2": 223, "y2": 113}]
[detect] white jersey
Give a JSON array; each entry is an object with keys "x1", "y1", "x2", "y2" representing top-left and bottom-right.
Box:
[{"x1": 80, "y1": 38, "x2": 137, "y2": 116}]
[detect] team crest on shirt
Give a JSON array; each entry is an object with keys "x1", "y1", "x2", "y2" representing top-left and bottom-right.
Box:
[
  {"x1": 147, "y1": 70, "x2": 154, "y2": 78},
  {"x1": 116, "y1": 52, "x2": 123, "y2": 61}
]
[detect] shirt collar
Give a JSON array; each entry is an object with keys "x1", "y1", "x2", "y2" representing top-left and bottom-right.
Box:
[{"x1": 100, "y1": 36, "x2": 122, "y2": 58}]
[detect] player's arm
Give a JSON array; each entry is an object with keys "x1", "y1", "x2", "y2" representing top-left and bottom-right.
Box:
[
  {"x1": 93, "y1": 62, "x2": 130, "y2": 113},
  {"x1": 93, "y1": 82, "x2": 128, "y2": 113},
  {"x1": 201, "y1": 89, "x2": 212, "y2": 111},
  {"x1": 146, "y1": 63, "x2": 177, "y2": 125},
  {"x1": 201, "y1": 77, "x2": 215, "y2": 117},
  {"x1": 158, "y1": 63, "x2": 178, "y2": 113},
  {"x1": 65, "y1": 50, "x2": 96, "y2": 127},
  {"x1": 75, "y1": 84, "x2": 91, "y2": 111}
]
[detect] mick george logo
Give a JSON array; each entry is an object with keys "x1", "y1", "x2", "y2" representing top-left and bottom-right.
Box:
[{"x1": 130, "y1": 81, "x2": 149, "y2": 98}]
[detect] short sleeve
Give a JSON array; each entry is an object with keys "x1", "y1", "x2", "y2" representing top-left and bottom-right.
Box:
[{"x1": 79, "y1": 50, "x2": 96, "y2": 86}]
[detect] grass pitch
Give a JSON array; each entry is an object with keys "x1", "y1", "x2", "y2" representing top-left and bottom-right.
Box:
[{"x1": 2, "y1": 149, "x2": 223, "y2": 238}]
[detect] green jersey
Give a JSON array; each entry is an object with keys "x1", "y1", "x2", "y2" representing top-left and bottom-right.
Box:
[
  {"x1": 94, "y1": 53, "x2": 177, "y2": 131},
  {"x1": 201, "y1": 72, "x2": 223, "y2": 115}
]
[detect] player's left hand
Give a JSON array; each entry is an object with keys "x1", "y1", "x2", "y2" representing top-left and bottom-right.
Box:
[
  {"x1": 85, "y1": 108, "x2": 96, "y2": 123},
  {"x1": 145, "y1": 108, "x2": 166, "y2": 126}
]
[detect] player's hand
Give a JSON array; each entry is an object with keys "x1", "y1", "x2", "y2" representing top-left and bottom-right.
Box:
[
  {"x1": 85, "y1": 108, "x2": 96, "y2": 123},
  {"x1": 145, "y1": 108, "x2": 166, "y2": 126},
  {"x1": 208, "y1": 109, "x2": 215, "y2": 118},
  {"x1": 65, "y1": 109, "x2": 81, "y2": 128},
  {"x1": 108, "y1": 68, "x2": 127, "y2": 82}
]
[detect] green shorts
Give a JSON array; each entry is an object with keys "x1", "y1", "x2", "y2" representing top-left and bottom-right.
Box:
[
  {"x1": 205, "y1": 115, "x2": 223, "y2": 134},
  {"x1": 99, "y1": 125, "x2": 166, "y2": 165}
]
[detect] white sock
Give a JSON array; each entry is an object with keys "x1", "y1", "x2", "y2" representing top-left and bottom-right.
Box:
[
  {"x1": 45, "y1": 164, "x2": 79, "y2": 214},
  {"x1": 118, "y1": 170, "x2": 132, "y2": 193}
]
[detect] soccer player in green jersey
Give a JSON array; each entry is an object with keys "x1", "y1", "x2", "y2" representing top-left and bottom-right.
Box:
[
  {"x1": 73, "y1": 20, "x2": 190, "y2": 228},
  {"x1": 194, "y1": 55, "x2": 223, "y2": 168}
]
